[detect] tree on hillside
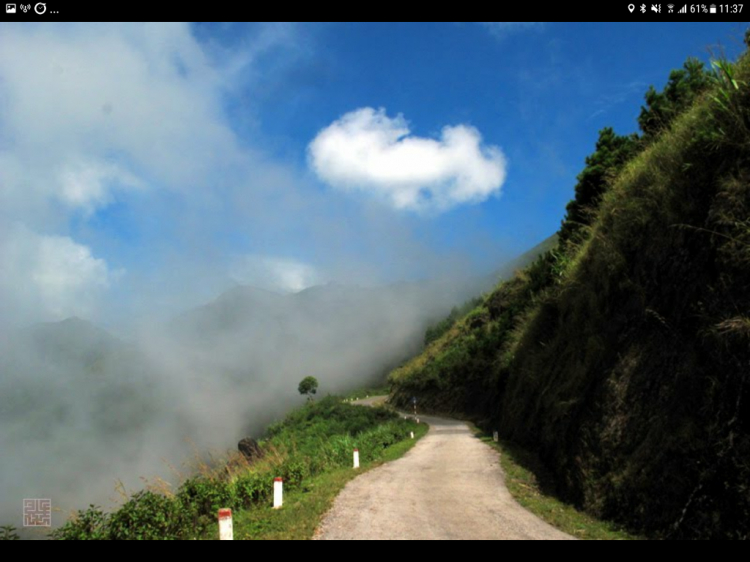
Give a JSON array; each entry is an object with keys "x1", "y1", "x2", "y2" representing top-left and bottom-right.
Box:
[
  {"x1": 298, "y1": 376, "x2": 319, "y2": 401},
  {"x1": 560, "y1": 57, "x2": 711, "y2": 247},
  {"x1": 638, "y1": 57, "x2": 710, "y2": 140},
  {"x1": 560, "y1": 127, "x2": 638, "y2": 244}
]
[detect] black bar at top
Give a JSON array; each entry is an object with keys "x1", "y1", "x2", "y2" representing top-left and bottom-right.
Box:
[{"x1": 0, "y1": 8, "x2": 749, "y2": 22}]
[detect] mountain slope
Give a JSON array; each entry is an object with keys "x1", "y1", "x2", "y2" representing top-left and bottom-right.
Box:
[{"x1": 390, "y1": 53, "x2": 750, "y2": 539}]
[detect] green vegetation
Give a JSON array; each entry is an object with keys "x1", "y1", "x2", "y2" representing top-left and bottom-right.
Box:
[
  {"x1": 390, "y1": 47, "x2": 750, "y2": 539},
  {"x1": 52, "y1": 397, "x2": 421, "y2": 540},
  {"x1": 475, "y1": 431, "x2": 637, "y2": 540},
  {"x1": 559, "y1": 127, "x2": 638, "y2": 245},
  {"x1": 638, "y1": 57, "x2": 711, "y2": 141},
  {"x1": 424, "y1": 297, "x2": 483, "y2": 347},
  {"x1": 201, "y1": 422, "x2": 429, "y2": 540},
  {"x1": 298, "y1": 376, "x2": 319, "y2": 401},
  {"x1": 0, "y1": 526, "x2": 20, "y2": 541}
]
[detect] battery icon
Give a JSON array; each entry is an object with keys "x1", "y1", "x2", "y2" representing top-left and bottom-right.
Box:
[{"x1": 709, "y1": 4, "x2": 717, "y2": 11}]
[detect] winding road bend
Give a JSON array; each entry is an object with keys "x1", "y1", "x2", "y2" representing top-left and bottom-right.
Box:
[{"x1": 315, "y1": 408, "x2": 573, "y2": 540}]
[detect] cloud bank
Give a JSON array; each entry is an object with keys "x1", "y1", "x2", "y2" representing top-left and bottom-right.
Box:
[
  {"x1": 0, "y1": 22, "x2": 240, "y2": 326},
  {"x1": 0, "y1": 23, "x2": 235, "y2": 216},
  {"x1": 308, "y1": 107, "x2": 507, "y2": 213},
  {"x1": 0, "y1": 224, "x2": 117, "y2": 325},
  {"x1": 0, "y1": 23, "x2": 328, "y2": 328}
]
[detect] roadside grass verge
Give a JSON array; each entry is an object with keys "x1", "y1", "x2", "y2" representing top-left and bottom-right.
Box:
[
  {"x1": 474, "y1": 430, "x2": 640, "y2": 540},
  {"x1": 52, "y1": 397, "x2": 424, "y2": 540},
  {"x1": 200, "y1": 421, "x2": 429, "y2": 540}
]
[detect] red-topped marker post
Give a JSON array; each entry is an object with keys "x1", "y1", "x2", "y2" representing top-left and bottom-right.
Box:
[
  {"x1": 273, "y1": 477, "x2": 283, "y2": 509},
  {"x1": 218, "y1": 508, "x2": 233, "y2": 541}
]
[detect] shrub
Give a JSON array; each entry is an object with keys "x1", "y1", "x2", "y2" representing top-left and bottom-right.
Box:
[{"x1": 0, "y1": 526, "x2": 20, "y2": 541}]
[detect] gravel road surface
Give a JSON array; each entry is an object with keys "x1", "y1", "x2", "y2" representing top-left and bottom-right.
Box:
[{"x1": 315, "y1": 412, "x2": 573, "y2": 540}]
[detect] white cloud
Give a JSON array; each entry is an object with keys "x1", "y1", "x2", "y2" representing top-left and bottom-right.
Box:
[
  {"x1": 308, "y1": 107, "x2": 507, "y2": 213},
  {"x1": 59, "y1": 160, "x2": 143, "y2": 215},
  {"x1": 230, "y1": 255, "x2": 321, "y2": 293},
  {"x1": 0, "y1": 225, "x2": 118, "y2": 324}
]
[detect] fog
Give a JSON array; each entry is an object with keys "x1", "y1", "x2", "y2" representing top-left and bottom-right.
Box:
[
  {"x1": 0, "y1": 22, "x2": 518, "y2": 531},
  {"x1": 0, "y1": 278, "x2": 492, "y2": 529}
]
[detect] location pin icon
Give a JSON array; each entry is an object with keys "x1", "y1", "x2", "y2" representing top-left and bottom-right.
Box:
[{"x1": 628, "y1": 3, "x2": 635, "y2": 11}]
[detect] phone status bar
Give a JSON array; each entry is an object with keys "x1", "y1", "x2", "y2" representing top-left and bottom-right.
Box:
[{"x1": 627, "y1": 3, "x2": 744, "y2": 13}]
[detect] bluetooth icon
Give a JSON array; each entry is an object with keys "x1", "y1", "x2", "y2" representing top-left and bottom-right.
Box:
[{"x1": 640, "y1": 3, "x2": 647, "y2": 11}]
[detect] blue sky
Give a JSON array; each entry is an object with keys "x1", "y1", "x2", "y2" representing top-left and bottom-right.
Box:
[{"x1": 0, "y1": 22, "x2": 747, "y2": 328}]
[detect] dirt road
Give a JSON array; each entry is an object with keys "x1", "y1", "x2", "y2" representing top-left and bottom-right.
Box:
[{"x1": 315, "y1": 412, "x2": 573, "y2": 540}]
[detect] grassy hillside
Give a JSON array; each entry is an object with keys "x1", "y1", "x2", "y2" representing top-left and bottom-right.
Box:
[
  {"x1": 391, "y1": 51, "x2": 750, "y2": 539},
  {"x1": 51, "y1": 398, "x2": 421, "y2": 540}
]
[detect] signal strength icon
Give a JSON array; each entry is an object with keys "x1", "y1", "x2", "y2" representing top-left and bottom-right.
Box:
[
  {"x1": 668, "y1": 3, "x2": 675, "y2": 11},
  {"x1": 678, "y1": 4, "x2": 687, "y2": 12}
]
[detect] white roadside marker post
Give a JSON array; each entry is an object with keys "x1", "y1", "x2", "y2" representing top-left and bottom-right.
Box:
[
  {"x1": 410, "y1": 431, "x2": 415, "y2": 439},
  {"x1": 218, "y1": 508, "x2": 233, "y2": 541},
  {"x1": 353, "y1": 449, "x2": 360, "y2": 469},
  {"x1": 493, "y1": 431, "x2": 499, "y2": 443},
  {"x1": 273, "y1": 477, "x2": 283, "y2": 509}
]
